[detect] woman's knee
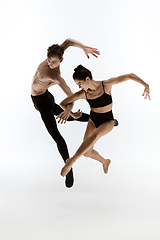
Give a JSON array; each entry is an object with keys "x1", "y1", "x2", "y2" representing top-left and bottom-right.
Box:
[{"x1": 92, "y1": 131, "x2": 100, "y2": 141}]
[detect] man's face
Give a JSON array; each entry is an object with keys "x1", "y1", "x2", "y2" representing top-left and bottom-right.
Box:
[{"x1": 47, "y1": 56, "x2": 63, "y2": 69}]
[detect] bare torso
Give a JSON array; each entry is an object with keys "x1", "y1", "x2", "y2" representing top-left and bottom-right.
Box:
[{"x1": 31, "y1": 60, "x2": 61, "y2": 96}]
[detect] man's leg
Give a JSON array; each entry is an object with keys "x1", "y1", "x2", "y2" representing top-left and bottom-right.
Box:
[{"x1": 38, "y1": 106, "x2": 74, "y2": 188}]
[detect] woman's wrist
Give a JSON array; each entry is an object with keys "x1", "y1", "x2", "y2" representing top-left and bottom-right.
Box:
[{"x1": 70, "y1": 111, "x2": 75, "y2": 118}]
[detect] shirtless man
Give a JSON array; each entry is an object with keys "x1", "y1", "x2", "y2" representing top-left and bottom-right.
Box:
[{"x1": 31, "y1": 38, "x2": 100, "y2": 188}]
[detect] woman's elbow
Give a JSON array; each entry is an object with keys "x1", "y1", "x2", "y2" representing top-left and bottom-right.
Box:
[
  {"x1": 129, "y1": 73, "x2": 136, "y2": 78},
  {"x1": 60, "y1": 101, "x2": 65, "y2": 109}
]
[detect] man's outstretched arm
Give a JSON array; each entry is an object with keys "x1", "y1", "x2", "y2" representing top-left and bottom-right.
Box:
[{"x1": 60, "y1": 38, "x2": 100, "y2": 58}]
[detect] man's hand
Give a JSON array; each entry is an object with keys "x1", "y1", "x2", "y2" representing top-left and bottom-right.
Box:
[
  {"x1": 56, "y1": 109, "x2": 83, "y2": 124},
  {"x1": 56, "y1": 109, "x2": 71, "y2": 124},
  {"x1": 61, "y1": 38, "x2": 100, "y2": 58},
  {"x1": 142, "y1": 85, "x2": 151, "y2": 100},
  {"x1": 83, "y1": 46, "x2": 100, "y2": 59}
]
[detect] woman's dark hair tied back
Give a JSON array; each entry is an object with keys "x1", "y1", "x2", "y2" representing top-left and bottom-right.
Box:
[
  {"x1": 73, "y1": 64, "x2": 92, "y2": 80},
  {"x1": 74, "y1": 65, "x2": 84, "y2": 72}
]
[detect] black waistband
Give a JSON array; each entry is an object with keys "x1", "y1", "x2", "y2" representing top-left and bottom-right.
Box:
[
  {"x1": 90, "y1": 109, "x2": 113, "y2": 115},
  {"x1": 31, "y1": 89, "x2": 49, "y2": 99}
]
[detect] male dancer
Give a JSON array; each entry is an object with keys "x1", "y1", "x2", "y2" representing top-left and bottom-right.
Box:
[{"x1": 31, "y1": 38, "x2": 100, "y2": 188}]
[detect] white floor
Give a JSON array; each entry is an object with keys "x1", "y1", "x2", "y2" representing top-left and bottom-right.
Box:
[{"x1": 1, "y1": 158, "x2": 160, "y2": 240}]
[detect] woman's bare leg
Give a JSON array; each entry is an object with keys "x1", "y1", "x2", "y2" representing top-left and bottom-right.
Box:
[
  {"x1": 83, "y1": 120, "x2": 110, "y2": 166},
  {"x1": 74, "y1": 120, "x2": 114, "y2": 159},
  {"x1": 60, "y1": 119, "x2": 96, "y2": 176},
  {"x1": 84, "y1": 149, "x2": 111, "y2": 173},
  {"x1": 61, "y1": 120, "x2": 114, "y2": 176}
]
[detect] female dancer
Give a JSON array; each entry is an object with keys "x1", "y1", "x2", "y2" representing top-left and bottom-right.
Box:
[{"x1": 57, "y1": 65, "x2": 150, "y2": 177}]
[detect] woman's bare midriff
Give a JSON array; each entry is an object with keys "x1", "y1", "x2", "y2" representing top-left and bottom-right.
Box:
[{"x1": 91, "y1": 103, "x2": 112, "y2": 113}]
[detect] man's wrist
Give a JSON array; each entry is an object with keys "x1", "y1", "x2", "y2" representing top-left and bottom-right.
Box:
[{"x1": 82, "y1": 45, "x2": 87, "y2": 49}]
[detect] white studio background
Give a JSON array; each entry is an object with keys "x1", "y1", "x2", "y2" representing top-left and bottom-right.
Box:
[{"x1": 0, "y1": 0, "x2": 159, "y2": 239}]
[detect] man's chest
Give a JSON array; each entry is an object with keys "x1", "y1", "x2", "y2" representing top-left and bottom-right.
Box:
[{"x1": 37, "y1": 68, "x2": 59, "y2": 84}]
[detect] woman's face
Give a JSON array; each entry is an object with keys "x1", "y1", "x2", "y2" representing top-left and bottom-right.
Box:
[{"x1": 74, "y1": 78, "x2": 90, "y2": 91}]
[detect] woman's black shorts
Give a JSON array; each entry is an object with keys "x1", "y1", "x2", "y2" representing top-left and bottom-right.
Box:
[{"x1": 90, "y1": 110, "x2": 114, "y2": 128}]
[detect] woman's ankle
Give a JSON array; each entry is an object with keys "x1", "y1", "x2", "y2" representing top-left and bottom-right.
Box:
[{"x1": 103, "y1": 159, "x2": 111, "y2": 165}]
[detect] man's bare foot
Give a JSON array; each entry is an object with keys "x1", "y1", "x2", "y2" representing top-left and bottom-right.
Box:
[
  {"x1": 61, "y1": 157, "x2": 76, "y2": 177},
  {"x1": 103, "y1": 159, "x2": 111, "y2": 174}
]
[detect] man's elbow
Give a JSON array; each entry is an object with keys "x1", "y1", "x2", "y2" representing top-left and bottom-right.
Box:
[{"x1": 65, "y1": 38, "x2": 73, "y2": 46}]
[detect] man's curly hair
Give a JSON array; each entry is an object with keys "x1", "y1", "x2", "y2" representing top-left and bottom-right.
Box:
[{"x1": 47, "y1": 44, "x2": 64, "y2": 59}]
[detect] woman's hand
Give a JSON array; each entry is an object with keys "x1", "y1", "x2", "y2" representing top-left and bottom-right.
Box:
[
  {"x1": 56, "y1": 109, "x2": 71, "y2": 124},
  {"x1": 56, "y1": 109, "x2": 82, "y2": 124},
  {"x1": 142, "y1": 84, "x2": 151, "y2": 100},
  {"x1": 83, "y1": 46, "x2": 100, "y2": 59},
  {"x1": 72, "y1": 109, "x2": 82, "y2": 119}
]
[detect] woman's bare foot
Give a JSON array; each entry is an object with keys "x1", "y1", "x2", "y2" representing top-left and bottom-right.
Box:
[
  {"x1": 61, "y1": 157, "x2": 77, "y2": 177},
  {"x1": 103, "y1": 159, "x2": 111, "y2": 174}
]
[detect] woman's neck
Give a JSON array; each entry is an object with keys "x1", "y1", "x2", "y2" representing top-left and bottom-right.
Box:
[{"x1": 87, "y1": 79, "x2": 101, "y2": 92}]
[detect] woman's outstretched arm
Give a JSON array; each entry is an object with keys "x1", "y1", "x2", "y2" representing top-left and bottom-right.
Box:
[{"x1": 105, "y1": 73, "x2": 151, "y2": 100}]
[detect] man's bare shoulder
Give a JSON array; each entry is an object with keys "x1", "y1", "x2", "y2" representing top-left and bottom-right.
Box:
[
  {"x1": 37, "y1": 59, "x2": 48, "y2": 70},
  {"x1": 36, "y1": 60, "x2": 60, "y2": 80}
]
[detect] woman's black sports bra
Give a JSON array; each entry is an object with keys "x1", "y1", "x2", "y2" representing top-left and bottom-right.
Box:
[{"x1": 85, "y1": 81, "x2": 112, "y2": 108}]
